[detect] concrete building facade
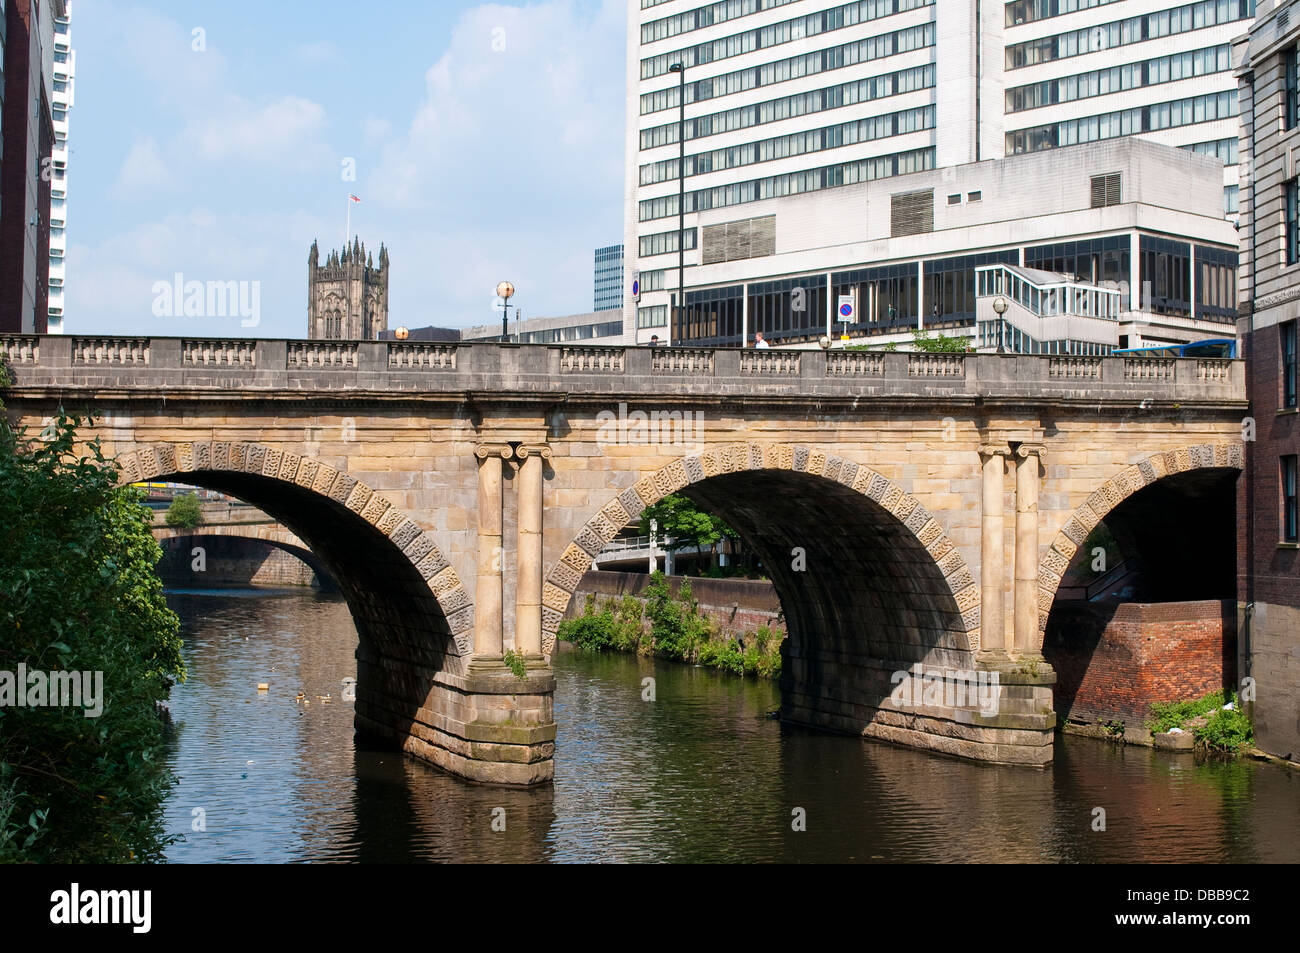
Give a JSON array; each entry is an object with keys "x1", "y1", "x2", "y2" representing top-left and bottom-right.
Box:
[
  {"x1": 623, "y1": 0, "x2": 1256, "y2": 346},
  {"x1": 594, "y1": 243, "x2": 624, "y2": 311},
  {"x1": 1235, "y1": 0, "x2": 1300, "y2": 763},
  {"x1": 45, "y1": 0, "x2": 68, "y2": 333}
]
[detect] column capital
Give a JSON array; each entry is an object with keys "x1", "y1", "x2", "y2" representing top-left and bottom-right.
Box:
[
  {"x1": 977, "y1": 443, "x2": 1013, "y2": 458},
  {"x1": 514, "y1": 444, "x2": 553, "y2": 461},
  {"x1": 475, "y1": 443, "x2": 514, "y2": 461},
  {"x1": 1015, "y1": 443, "x2": 1047, "y2": 462}
]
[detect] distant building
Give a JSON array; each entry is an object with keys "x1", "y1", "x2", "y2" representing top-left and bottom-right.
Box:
[
  {"x1": 462, "y1": 309, "x2": 627, "y2": 345},
  {"x1": 307, "y1": 237, "x2": 389, "y2": 340},
  {"x1": 1, "y1": 0, "x2": 62, "y2": 334},
  {"x1": 593, "y1": 243, "x2": 623, "y2": 311},
  {"x1": 46, "y1": 0, "x2": 70, "y2": 333},
  {"x1": 1234, "y1": 0, "x2": 1300, "y2": 763}
]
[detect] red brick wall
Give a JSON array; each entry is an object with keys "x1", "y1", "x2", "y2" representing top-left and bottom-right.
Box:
[{"x1": 1044, "y1": 600, "x2": 1236, "y2": 725}]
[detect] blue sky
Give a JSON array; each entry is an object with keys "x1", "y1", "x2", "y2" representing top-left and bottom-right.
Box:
[{"x1": 68, "y1": 0, "x2": 626, "y2": 337}]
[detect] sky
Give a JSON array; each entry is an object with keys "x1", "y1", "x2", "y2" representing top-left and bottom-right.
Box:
[{"x1": 66, "y1": 0, "x2": 626, "y2": 338}]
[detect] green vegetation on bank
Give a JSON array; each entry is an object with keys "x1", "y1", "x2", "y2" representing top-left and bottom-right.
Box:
[
  {"x1": 1, "y1": 362, "x2": 187, "y2": 862},
  {"x1": 557, "y1": 571, "x2": 783, "y2": 678},
  {"x1": 164, "y1": 491, "x2": 203, "y2": 529},
  {"x1": 1147, "y1": 690, "x2": 1253, "y2": 753}
]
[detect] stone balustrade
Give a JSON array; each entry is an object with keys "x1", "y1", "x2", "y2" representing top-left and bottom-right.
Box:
[{"x1": 1, "y1": 334, "x2": 1245, "y2": 405}]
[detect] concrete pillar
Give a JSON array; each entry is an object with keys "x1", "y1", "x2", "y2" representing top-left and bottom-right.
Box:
[
  {"x1": 474, "y1": 444, "x2": 510, "y2": 656},
  {"x1": 1013, "y1": 444, "x2": 1045, "y2": 654},
  {"x1": 979, "y1": 445, "x2": 1010, "y2": 652},
  {"x1": 513, "y1": 444, "x2": 548, "y2": 656}
]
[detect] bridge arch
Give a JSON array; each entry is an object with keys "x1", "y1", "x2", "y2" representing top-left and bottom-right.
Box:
[
  {"x1": 541, "y1": 442, "x2": 980, "y2": 661},
  {"x1": 155, "y1": 526, "x2": 340, "y2": 591},
  {"x1": 1035, "y1": 441, "x2": 1244, "y2": 650},
  {"x1": 117, "y1": 439, "x2": 473, "y2": 684}
]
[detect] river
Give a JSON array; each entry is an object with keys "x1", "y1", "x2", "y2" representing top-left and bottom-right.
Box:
[{"x1": 161, "y1": 589, "x2": 1300, "y2": 863}]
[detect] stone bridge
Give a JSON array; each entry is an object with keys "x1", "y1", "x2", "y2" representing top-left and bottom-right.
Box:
[
  {"x1": 151, "y1": 517, "x2": 338, "y2": 591},
  {"x1": 1, "y1": 334, "x2": 1247, "y2": 784}
]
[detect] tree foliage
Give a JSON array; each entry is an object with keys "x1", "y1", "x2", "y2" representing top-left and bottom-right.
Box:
[
  {"x1": 164, "y1": 491, "x2": 203, "y2": 529},
  {"x1": 638, "y1": 493, "x2": 733, "y2": 555},
  {"x1": 0, "y1": 394, "x2": 186, "y2": 862},
  {"x1": 909, "y1": 329, "x2": 970, "y2": 353}
]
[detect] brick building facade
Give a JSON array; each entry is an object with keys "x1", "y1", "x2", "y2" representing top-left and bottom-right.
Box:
[{"x1": 1235, "y1": 0, "x2": 1300, "y2": 762}]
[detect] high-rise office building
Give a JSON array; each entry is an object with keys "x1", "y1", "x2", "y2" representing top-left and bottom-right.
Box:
[
  {"x1": 1, "y1": 0, "x2": 61, "y2": 334},
  {"x1": 594, "y1": 243, "x2": 624, "y2": 311},
  {"x1": 45, "y1": 0, "x2": 69, "y2": 333},
  {"x1": 623, "y1": 0, "x2": 1257, "y2": 344}
]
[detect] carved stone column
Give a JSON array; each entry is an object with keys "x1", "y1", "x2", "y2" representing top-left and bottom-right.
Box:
[
  {"x1": 1014, "y1": 444, "x2": 1046, "y2": 654},
  {"x1": 513, "y1": 444, "x2": 551, "y2": 657},
  {"x1": 978, "y1": 444, "x2": 1011, "y2": 654},
  {"x1": 474, "y1": 443, "x2": 512, "y2": 656}
]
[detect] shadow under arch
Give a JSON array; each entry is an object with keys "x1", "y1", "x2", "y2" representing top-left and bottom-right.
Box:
[
  {"x1": 157, "y1": 530, "x2": 341, "y2": 591},
  {"x1": 542, "y1": 443, "x2": 980, "y2": 670},
  {"x1": 1034, "y1": 442, "x2": 1244, "y2": 649},
  {"x1": 117, "y1": 440, "x2": 474, "y2": 750}
]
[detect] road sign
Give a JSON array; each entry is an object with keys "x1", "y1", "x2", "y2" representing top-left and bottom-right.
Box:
[
  {"x1": 631, "y1": 271, "x2": 641, "y2": 302},
  {"x1": 838, "y1": 294, "x2": 857, "y2": 323}
]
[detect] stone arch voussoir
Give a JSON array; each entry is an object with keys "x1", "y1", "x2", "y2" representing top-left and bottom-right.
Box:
[
  {"x1": 541, "y1": 442, "x2": 980, "y2": 654},
  {"x1": 116, "y1": 440, "x2": 474, "y2": 656},
  {"x1": 1035, "y1": 441, "x2": 1244, "y2": 647}
]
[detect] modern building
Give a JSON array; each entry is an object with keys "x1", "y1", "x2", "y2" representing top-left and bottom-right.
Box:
[
  {"x1": 461, "y1": 308, "x2": 627, "y2": 345},
  {"x1": 634, "y1": 137, "x2": 1238, "y2": 351},
  {"x1": 622, "y1": 0, "x2": 1257, "y2": 344},
  {"x1": 45, "y1": 0, "x2": 69, "y2": 333},
  {"x1": 0, "y1": 0, "x2": 60, "y2": 334},
  {"x1": 594, "y1": 243, "x2": 624, "y2": 311},
  {"x1": 1234, "y1": 0, "x2": 1300, "y2": 763},
  {"x1": 307, "y1": 237, "x2": 390, "y2": 340}
]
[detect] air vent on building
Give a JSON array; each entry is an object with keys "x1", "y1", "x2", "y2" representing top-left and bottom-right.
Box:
[
  {"x1": 1090, "y1": 172, "x2": 1122, "y2": 208},
  {"x1": 701, "y1": 214, "x2": 776, "y2": 265},
  {"x1": 1280, "y1": 8, "x2": 1291, "y2": 36},
  {"x1": 891, "y1": 189, "x2": 934, "y2": 237}
]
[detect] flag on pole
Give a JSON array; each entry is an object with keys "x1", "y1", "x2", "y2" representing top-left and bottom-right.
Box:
[{"x1": 349, "y1": 194, "x2": 361, "y2": 203}]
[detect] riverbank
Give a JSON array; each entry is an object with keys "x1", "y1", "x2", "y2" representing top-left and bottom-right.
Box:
[{"x1": 557, "y1": 570, "x2": 784, "y2": 678}]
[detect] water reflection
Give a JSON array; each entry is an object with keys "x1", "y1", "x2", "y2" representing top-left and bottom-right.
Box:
[{"x1": 162, "y1": 590, "x2": 1300, "y2": 863}]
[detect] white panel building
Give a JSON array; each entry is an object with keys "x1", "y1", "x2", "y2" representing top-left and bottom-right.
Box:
[
  {"x1": 622, "y1": 0, "x2": 1256, "y2": 346},
  {"x1": 47, "y1": 0, "x2": 72, "y2": 333}
]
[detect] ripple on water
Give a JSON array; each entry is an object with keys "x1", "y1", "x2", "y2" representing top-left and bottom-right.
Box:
[{"x1": 161, "y1": 591, "x2": 1300, "y2": 863}]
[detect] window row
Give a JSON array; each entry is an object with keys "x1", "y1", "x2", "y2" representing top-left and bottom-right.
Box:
[
  {"x1": 1005, "y1": 44, "x2": 1229, "y2": 113},
  {"x1": 639, "y1": 105, "x2": 935, "y2": 185},
  {"x1": 1006, "y1": 90, "x2": 1237, "y2": 154},
  {"x1": 1005, "y1": 0, "x2": 1254, "y2": 71},
  {"x1": 641, "y1": 0, "x2": 932, "y2": 81},
  {"x1": 639, "y1": 147, "x2": 936, "y2": 222},
  {"x1": 640, "y1": 22, "x2": 935, "y2": 115},
  {"x1": 638, "y1": 305, "x2": 669, "y2": 329},
  {"x1": 640, "y1": 64, "x2": 934, "y2": 150},
  {"x1": 1181, "y1": 137, "x2": 1238, "y2": 165},
  {"x1": 1004, "y1": 0, "x2": 1122, "y2": 28},
  {"x1": 639, "y1": 229, "x2": 699, "y2": 258},
  {"x1": 1286, "y1": 47, "x2": 1300, "y2": 131},
  {"x1": 640, "y1": 269, "x2": 667, "y2": 292},
  {"x1": 641, "y1": 0, "x2": 800, "y2": 45}
]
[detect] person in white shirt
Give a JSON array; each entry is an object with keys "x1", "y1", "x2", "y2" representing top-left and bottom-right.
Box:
[{"x1": 754, "y1": 331, "x2": 770, "y2": 349}]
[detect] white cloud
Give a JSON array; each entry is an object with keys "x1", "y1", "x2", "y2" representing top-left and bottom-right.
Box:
[{"x1": 114, "y1": 137, "x2": 174, "y2": 195}]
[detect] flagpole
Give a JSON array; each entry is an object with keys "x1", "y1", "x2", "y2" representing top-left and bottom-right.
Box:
[{"x1": 345, "y1": 194, "x2": 351, "y2": 251}]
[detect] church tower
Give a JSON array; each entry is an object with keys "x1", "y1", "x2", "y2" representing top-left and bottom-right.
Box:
[{"x1": 307, "y1": 238, "x2": 390, "y2": 339}]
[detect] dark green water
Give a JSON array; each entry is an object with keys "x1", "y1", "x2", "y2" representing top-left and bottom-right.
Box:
[{"x1": 161, "y1": 589, "x2": 1300, "y2": 863}]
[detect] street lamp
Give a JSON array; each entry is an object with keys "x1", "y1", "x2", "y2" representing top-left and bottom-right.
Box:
[
  {"x1": 992, "y1": 295, "x2": 1008, "y2": 353},
  {"x1": 496, "y1": 280, "x2": 515, "y2": 341},
  {"x1": 669, "y1": 62, "x2": 686, "y2": 343}
]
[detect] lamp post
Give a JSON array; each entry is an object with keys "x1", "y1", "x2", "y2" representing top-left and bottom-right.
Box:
[
  {"x1": 669, "y1": 62, "x2": 686, "y2": 342},
  {"x1": 992, "y1": 295, "x2": 1008, "y2": 353},
  {"x1": 496, "y1": 280, "x2": 515, "y2": 342}
]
